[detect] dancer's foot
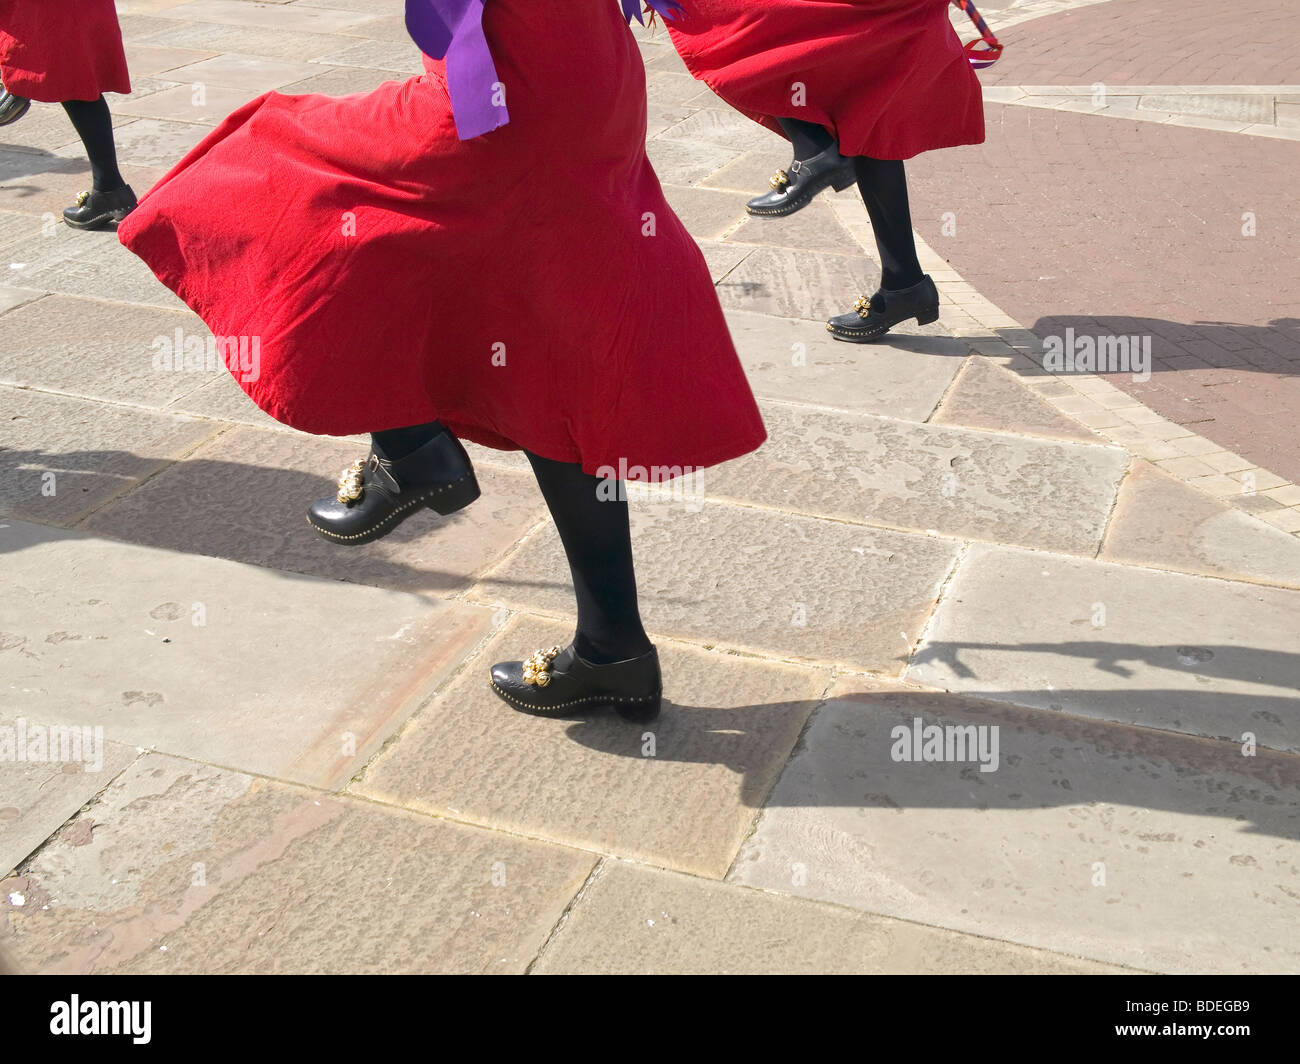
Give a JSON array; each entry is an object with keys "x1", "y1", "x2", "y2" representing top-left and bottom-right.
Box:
[
  {"x1": 827, "y1": 275, "x2": 940, "y2": 342},
  {"x1": 490, "y1": 643, "x2": 662, "y2": 722},
  {"x1": 0, "y1": 91, "x2": 31, "y2": 126},
  {"x1": 307, "y1": 430, "x2": 480, "y2": 544},
  {"x1": 63, "y1": 185, "x2": 137, "y2": 230},
  {"x1": 746, "y1": 144, "x2": 855, "y2": 217}
]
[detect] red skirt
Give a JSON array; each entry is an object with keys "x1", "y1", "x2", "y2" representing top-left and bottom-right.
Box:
[
  {"x1": 117, "y1": 0, "x2": 765, "y2": 477},
  {"x1": 0, "y1": 0, "x2": 131, "y2": 102},
  {"x1": 667, "y1": 0, "x2": 984, "y2": 160}
]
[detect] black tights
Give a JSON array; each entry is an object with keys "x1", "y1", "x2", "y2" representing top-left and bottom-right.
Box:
[
  {"x1": 524, "y1": 451, "x2": 652, "y2": 665},
  {"x1": 61, "y1": 96, "x2": 125, "y2": 192},
  {"x1": 777, "y1": 115, "x2": 924, "y2": 292},
  {"x1": 776, "y1": 115, "x2": 835, "y2": 161},
  {"x1": 371, "y1": 422, "x2": 651, "y2": 665},
  {"x1": 853, "y1": 156, "x2": 924, "y2": 291}
]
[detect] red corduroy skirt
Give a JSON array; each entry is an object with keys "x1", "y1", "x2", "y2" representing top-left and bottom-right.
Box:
[
  {"x1": 118, "y1": 0, "x2": 766, "y2": 477},
  {"x1": 667, "y1": 0, "x2": 984, "y2": 160},
  {"x1": 0, "y1": 0, "x2": 131, "y2": 102}
]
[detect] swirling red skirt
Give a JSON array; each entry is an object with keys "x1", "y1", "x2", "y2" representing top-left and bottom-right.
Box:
[
  {"x1": 667, "y1": 0, "x2": 985, "y2": 160},
  {"x1": 0, "y1": 0, "x2": 130, "y2": 102},
  {"x1": 117, "y1": 0, "x2": 766, "y2": 476}
]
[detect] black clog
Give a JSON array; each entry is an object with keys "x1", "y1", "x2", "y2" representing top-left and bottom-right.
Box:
[
  {"x1": 490, "y1": 643, "x2": 662, "y2": 722},
  {"x1": 63, "y1": 185, "x2": 138, "y2": 230},
  {"x1": 827, "y1": 275, "x2": 941, "y2": 342},
  {"x1": 307, "y1": 431, "x2": 480, "y2": 545},
  {"x1": 0, "y1": 91, "x2": 31, "y2": 126},
  {"x1": 746, "y1": 145, "x2": 856, "y2": 217}
]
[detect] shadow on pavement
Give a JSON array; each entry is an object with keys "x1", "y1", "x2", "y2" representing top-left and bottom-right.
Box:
[
  {"x1": 561, "y1": 684, "x2": 1300, "y2": 838},
  {"x1": 1028, "y1": 315, "x2": 1300, "y2": 378}
]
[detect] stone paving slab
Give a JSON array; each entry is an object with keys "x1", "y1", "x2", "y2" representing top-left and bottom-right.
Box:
[
  {"x1": 724, "y1": 309, "x2": 964, "y2": 421},
  {"x1": 658, "y1": 107, "x2": 783, "y2": 152},
  {"x1": 644, "y1": 137, "x2": 740, "y2": 186},
  {"x1": 726, "y1": 202, "x2": 865, "y2": 257},
  {"x1": 702, "y1": 146, "x2": 811, "y2": 195},
  {"x1": 356, "y1": 615, "x2": 830, "y2": 878},
  {"x1": 0, "y1": 103, "x2": 91, "y2": 156},
  {"x1": 0, "y1": 521, "x2": 494, "y2": 788},
  {"x1": 645, "y1": 70, "x2": 714, "y2": 109},
  {"x1": 160, "y1": 52, "x2": 324, "y2": 89},
  {"x1": 126, "y1": 18, "x2": 354, "y2": 61},
  {"x1": 659, "y1": 185, "x2": 749, "y2": 241},
  {"x1": 80, "y1": 116, "x2": 210, "y2": 170},
  {"x1": 706, "y1": 402, "x2": 1127, "y2": 553},
  {"x1": 1140, "y1": 93, "x2": 1273, "y2": 123},
  {"x1": 0, "y1": 753, "x2": 593, "y2": 974},
  {"x1": 931, "y1": 355, "x2": 1103, "y2": 443},
  {"x1": 693, "y1": 239, "x2": 752, "y2": 283},
  {"x1": 83, "y1": 424, "x2": 547, "y2": 596},
  {"x1": 642, "y1": 43, "x2": 691, "y2": 77},
  {"x1": 280, "y1": 66, "x2": 404, "y2": 97},
  {"x1": 0, "y1": 150, "x2": 164, "y2": 219},
  {"x1": 2, "y1": 224, "x2": 187, "y2": 309},
  {"x1": 118, "y1": 13, "x2": 189, "y2": 40},
  {"x1": 157, "y1": 1, "x2": 382, "y2": 36},
  {"x1": 715, "y1": 247, "x2": 879, "y2": 321},
  {"x1": 120, "y1": 76, "x2": 188, "y2": 104},
  {"x1": 310, "y1": 40, "x2": 424, "y2": 75},
  {"x1": 731, "y1": 681, "x2": 1300, "y2": 974},
  {"x1": 337, "y1": 13, "x2": 413, "y2": 45},
  {"x1": 161, "y1": 369, "x2": 287, "y2": 428},
  {"x1": 122, "y1": 43, "x2": 217, "y2": 78},
  {"x1": 0, "y1": 387, "x2": 219, "y2": 525},
  {"x1": 0, "y1": 286, "x2": 41, "y2": 316},
  {"x1": 644, "y1": 102, "x2": 698, "y2": 140},
  {"x1": 1102, "y1": 459, "x2": 1300, "y2": 589},
  {"x1": 113, "y1": 82, "x2": 261, "y2": 126},
  {"x1": 907, "y1": 542, "x2": 1300, "y2": 753},
  {"x1": 475, "y1": 502, "x2": 960, "y2": 672},
  {"x1": 0, "y1": 294, "x2": 220, "y2": 408},
  {"x1": 534, "y1": 858, "x2": 1128, "y2": 975},
  {"x1": 0, "y1": 210, "x2": 38, "y2": 252},
  {"x1": 295, "y1": 0, "x2": 405, "y2": 14},
  {"x1": 0, "y1": 735, "x2": 138, "y2": 877}
]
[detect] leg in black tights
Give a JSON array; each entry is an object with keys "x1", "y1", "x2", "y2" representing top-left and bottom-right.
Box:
[
  {"x1": 853, "y1": 156, "x2": 924, "y2": 292},
  {"x1": 525, "y1": 451, "x2": 653, "y2": 665},
  {"x1": 364, "y1": 424, "x2": 650, "y2": 663},
  {"x1": 61, "y1": 96, "x2": 125, "y2": 192},
  {"x1": 371, "y1": 420, "x2": 447, "y2": 460},
  {"x1": 776, "y1": 115, "x2": 835, "y2": 162}
]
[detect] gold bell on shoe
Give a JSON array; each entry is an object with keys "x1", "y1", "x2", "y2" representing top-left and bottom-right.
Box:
[
  {"x1": 522, "y1": 645, "x2": 562, "y2": 687},
  {"x1": 336, "y1": 459, "x2": 365, "y2": 504},
  {"x1": 768, "y1": 169, "x2": 790, "y2": 190}
]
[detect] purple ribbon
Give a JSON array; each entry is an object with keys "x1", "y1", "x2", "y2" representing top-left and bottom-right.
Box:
[
  {"x1": 405, "y1": 0, "x2": 684, "y2": 140},
  {"x1": 405, "y1": 0, "x2": 508, "y2": 140},
  {"x1": 620, "y1": 0, "x2": 686, "y2": 25}
]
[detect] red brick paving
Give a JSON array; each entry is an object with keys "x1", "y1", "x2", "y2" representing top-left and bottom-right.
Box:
[
  {"x1": 984, "y1": 0, "x2": 1300, "y2": 86},
  {"x1": 908, "y1": 104, "x2": 1300, "y2": 482}
]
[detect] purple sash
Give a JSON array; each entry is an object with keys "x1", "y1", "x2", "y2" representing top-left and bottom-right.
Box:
[{"x1": 405, "y1": 0, "x2": 683, "y2": 140}]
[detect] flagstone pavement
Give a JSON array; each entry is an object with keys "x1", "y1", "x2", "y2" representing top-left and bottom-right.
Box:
[{"x1": 1, "y1": 0, "x2": 1297, "y2": 975}]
